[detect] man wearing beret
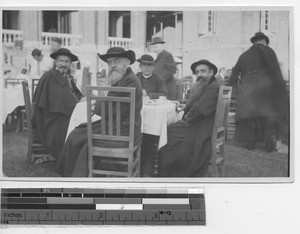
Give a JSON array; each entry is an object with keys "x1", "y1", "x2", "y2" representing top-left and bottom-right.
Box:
[
  {"x1": 150, "y1": 37, "x2": 177, "y2": 100},
  {"x1": 227, "y1": 32, "x2": 289, "y2": 152},
  {"x1": 159, "y1": 59, "x2": 220, "y2": 177},
  {"x1": 136, "y1": 54, "x2": 168, "y2": 99},
  {"x1": 56, "y1": 47, "x2": 143, "y2": 177},
  {"x1": 32, "y1": 48, "x2": 83, "y2": 163}
]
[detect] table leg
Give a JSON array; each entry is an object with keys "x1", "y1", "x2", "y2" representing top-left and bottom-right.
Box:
[{"x1": 151, "y1": 136, "x2": 160, "y2": 177}]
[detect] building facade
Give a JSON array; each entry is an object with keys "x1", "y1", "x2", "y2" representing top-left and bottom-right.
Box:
[{"x1": 2, "y1": 10, "x2": 290, "y2": 82}]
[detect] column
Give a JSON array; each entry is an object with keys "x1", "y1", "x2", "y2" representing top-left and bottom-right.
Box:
[
  {"x1": 130, "y1": 11, "x2": 146, "y2": 53},
  {"x1": 70, "y1": 11, "x2": 80, "y2": 35},
  {"x1": 97, "y1": 11, "x2": 109, "y2": 47}
]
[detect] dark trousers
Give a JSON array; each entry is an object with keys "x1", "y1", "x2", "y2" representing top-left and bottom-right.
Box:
[{"x1": 236, "y1": 117, "x2": 282, "y2": 151}]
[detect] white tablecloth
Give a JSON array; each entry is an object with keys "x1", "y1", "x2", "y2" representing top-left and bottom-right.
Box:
[
  {"x1": 141, "y1": 100, "x2": 183, "y2": 149},
  {"x1": 66, "y1": 100, "x2": 183, "y2": 149},
  {"x1": 2, "y1": 87, "x2": 25, "y2": 123},
  {"x1": 66, "y1": 101, "x2": 101, "y2": 140}
]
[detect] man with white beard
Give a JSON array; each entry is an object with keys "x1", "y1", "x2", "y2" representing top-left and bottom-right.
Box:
[{"x1": 56, "y1": 47, "x2": 143, "y2": 177}]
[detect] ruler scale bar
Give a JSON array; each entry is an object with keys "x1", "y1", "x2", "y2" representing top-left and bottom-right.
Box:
[{"x1": 1, "y1": 188, "x2": 205, "y2": 226}]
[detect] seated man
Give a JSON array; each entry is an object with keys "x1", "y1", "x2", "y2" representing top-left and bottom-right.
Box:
[
  {"x1": 56, "y1": 47, "x2": 143, "y2": 177},
  {"x1": 159, "y1": 59, "x2": 220, "y2": 177},
  {"x1": 136, "y1": 54, "x2": 168, "y2": 99},
  {"x1": 32, "y1": 48, "x2": 83, "y2": 162}
]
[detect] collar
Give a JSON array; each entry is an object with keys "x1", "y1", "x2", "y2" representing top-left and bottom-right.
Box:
[{"x1": 142, "y1": 73, "x2": 152, "y2": 79}]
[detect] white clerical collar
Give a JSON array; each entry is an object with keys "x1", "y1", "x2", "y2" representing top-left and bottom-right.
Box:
[{"x1": 142, "y1": 73, "x2": 152, "y2": 79}]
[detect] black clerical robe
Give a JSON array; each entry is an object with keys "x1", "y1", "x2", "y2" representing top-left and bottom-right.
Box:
[
  {"x1": 136, "y1": 72, "x2": 168, "y2": 99},
  {"x1": 31, "y1": 68, "x2": 82, "y2": 159},
  {"x1": 56, "y1": 67, "x2": 143, "y2": 177},
  {"x1": 159, "y1": 77, "x2": 220, "y2": 177}
]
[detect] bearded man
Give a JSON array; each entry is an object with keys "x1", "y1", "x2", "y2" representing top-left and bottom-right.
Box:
[
  {"x1": 159, "y1": 59, "x2": 220, "y2": 177},
  {"x1": 56, "y1": 47, "x2": 143, "y2": 177},
  {"x1": 32, "y1": 48, "x2": 82, "y2": 163}
]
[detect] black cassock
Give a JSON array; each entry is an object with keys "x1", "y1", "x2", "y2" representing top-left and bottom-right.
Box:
[
  {"x1": 32, "y1": 68, "x2": 82, "y2": 159},
  {"x1": 56, "y1": 68, "x2": 143, "y2": 177},
  {"x1": 159, "y1": 77, "x2": 220, "y2": 177}
]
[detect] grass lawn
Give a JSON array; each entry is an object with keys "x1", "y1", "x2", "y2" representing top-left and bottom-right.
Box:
[{"x1": 2, "y1": 128, "x2": 289, "y2": 178}]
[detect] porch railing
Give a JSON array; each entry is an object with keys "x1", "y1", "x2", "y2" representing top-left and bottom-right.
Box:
[
  {"x1": 41, "y1": 32, "x2": 82, "y2": 46},
  {"x1": 2, "y1": 29, "x2": 23, "y2": 45},
  {"x1": 108, "y1": 37, "x2": 134, "y2": 50}
]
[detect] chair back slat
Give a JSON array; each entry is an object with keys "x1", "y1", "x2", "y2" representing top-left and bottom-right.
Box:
[
  {"x1": 108, "y1": 101, "x2": 113, "y2": 135},
  {"x1": 100, "y1": 101, "x2": 106, "y2": 135},
  {"x1": 116, "y1": 102, "x2": 121, "y2": 136}
]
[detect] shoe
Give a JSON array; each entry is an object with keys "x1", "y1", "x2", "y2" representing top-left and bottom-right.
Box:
[
  {"x1": 265, "y1": 135, "x2": 277, "y2": 152},
  {"x1": 34, "y1": 154, "x2": 56, "y2": 164}
]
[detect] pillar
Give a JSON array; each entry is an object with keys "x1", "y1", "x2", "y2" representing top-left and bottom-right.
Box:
[{"x1": 130, "y1": 11, "x2": 146, "y2": 53}]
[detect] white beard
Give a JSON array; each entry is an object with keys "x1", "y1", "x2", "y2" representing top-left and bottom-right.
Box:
[{"x1": 107, "y1": 69, "x2": 126, "y2": 85}]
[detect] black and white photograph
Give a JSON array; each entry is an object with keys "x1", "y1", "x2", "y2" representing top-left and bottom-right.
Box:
[{"x1": 1, "y1": 7, "x2": 291, "y2": 180}]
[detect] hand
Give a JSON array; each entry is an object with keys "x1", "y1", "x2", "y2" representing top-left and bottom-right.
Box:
[
  {"x1": 79, "y1": 96, "x2": 87, "y2": 102},
  {"x1": 176, "y1": 103, "x2": 186, "y2": 112},
  {"x1": 176, "y1": 119, "x2": 189, "y2": 126},
  {"x1": 142, "y1": 90, "x2": 148, "y2": 96}
]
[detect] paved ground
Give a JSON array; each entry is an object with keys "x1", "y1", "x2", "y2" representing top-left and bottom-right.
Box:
[{"x1": 2, "y1": 129, "x2": 290, "y2": 178}]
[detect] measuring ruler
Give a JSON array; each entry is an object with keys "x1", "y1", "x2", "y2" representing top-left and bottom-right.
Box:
[{"x1": 1, "y1": 188, "x2": 205, "y2": 225}]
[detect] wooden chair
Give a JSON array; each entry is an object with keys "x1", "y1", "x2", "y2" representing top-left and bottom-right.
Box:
[
  {"x1": 175, "y1": 78, "x2": 193, "y2": 103},
  {"x1": 21, "y1": 81, "x2": 48, "y2": 164},
  {"x1": 211, "y1": 86, "x2": 232, "y2": 177},
  {"x1": 86, "y1": 86, "x2": 141, "y2": 177},
  {"x1": 4, "y1": 78, "x2": 26, "y2": 88}
]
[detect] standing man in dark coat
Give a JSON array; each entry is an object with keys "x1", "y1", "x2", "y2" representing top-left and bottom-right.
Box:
[
  {"x1": 150, "y1": 37, "x2": 177, "y2": 100},
  {"x1": 136, "y1": 54, "x2": 168, "y2": 99},
  {"x1": 227, "y1": 32, "x2": 289, "y2": 152},
  {"x1": 159, "y1": 59, "x2": 220, "y2": 177},
  {"x1": 32, "y1": 48, "x2": 82, "y2": 162},
  {"x1": 56, "y1": 47, "x2": 143, "y2": 177}
]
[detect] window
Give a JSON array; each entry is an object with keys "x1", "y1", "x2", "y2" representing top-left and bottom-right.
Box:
[
  {"x1": 261, "y1": 11, "x2": 278, "y2": 33},
  {"x1": 198, "y1": 11, "x2": 217, "y2": 36},
  {"x1": 109, "y1": 11, "x2": 131, "y2": 38},
  {"x1": 43, "y1": 11, "x2": 71, "y2": 33},
  {"x1": 2, "y1": 11, "x2": 19, "y2": 30}
]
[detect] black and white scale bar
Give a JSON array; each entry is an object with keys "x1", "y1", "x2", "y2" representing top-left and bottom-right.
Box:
[{"x1": 1, "y1": 209, "x2": 205, "y2": 225}]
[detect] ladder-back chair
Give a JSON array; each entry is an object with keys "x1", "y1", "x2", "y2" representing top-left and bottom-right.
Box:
[
  {"x1": 211, "y1": 86, "x2": 232, "y2": 177},
  {"x1": 86, "y1": 86, "x2": 141, "y2": 177},
  {"x1": 21, "y1": 81, "x2": 48, "y2": 164}
]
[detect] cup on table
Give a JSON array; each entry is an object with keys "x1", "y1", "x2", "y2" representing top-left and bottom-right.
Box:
[{"x1": 159, "y1": 96, "x2": 167, "y2": 103}]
